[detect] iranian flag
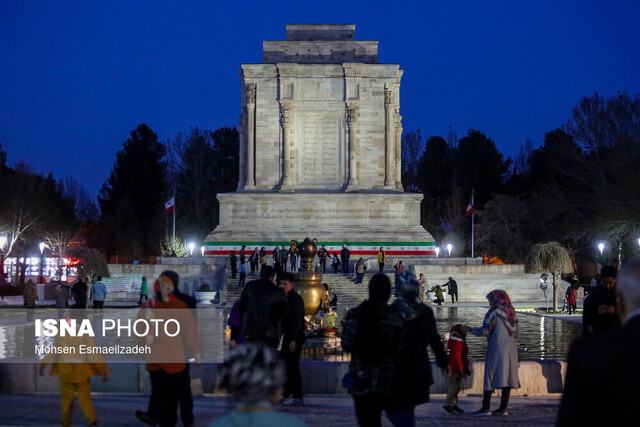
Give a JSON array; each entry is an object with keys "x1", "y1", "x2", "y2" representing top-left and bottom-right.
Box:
[
  {"x1": 165, "y1": 195, "x2": 175, "y2": 213},
  {"x1": 465, "y1": 190, "x2": 475, "y2": 215}
]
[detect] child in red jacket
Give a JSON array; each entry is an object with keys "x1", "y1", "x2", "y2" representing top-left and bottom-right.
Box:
[{"x1": 443, "y1": 324, "x2": 471, "y2": 414}]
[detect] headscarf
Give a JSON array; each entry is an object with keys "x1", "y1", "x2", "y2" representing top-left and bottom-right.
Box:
[
  {"x1": 392, "y1": 271, "x2": 423, "y2": 322},
  {"x1": 356, "y1": 273, "x2": 391, "y2": 366},
  {"x1": 356, "y1": 257, "x2": 365, "y2": 267},
  {"x1": 482, "y1": 289, "x2": 518, "y2": 337},
  {"x1": 217, "y1": 343, "x2": 285, "y2": 403}
]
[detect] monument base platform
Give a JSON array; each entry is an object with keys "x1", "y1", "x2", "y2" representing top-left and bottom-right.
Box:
[{"x1": 205, "y1": 191, "x2": 435, "y2": 256}]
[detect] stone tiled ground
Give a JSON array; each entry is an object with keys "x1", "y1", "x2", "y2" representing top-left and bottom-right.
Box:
[{"x1": 0, "y1": 394, "x2": 560, "y2": 426}]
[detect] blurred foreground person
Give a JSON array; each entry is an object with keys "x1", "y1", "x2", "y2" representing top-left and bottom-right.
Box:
[
  {"x1": 558, "y1": 257, "x2": 640, "y2": 426},
  {"x1": 342, "y1": 274, "x2": 401, "y2": 427},
  {"x1": 211, "y1": 343, "x2": 306, "y2": 426}
]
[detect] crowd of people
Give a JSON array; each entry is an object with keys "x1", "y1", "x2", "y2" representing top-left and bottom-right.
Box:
[{"x1": 28, "y1": 247, "x2": 640, "y2": 426}]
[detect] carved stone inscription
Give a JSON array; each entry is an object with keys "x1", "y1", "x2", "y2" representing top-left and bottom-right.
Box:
[
  {"x1": 235, "y1": 205, "x2": 412, "y2": 223},
  {"x1": 298, "y1": 115, "x2": 340, "y2": 185}
]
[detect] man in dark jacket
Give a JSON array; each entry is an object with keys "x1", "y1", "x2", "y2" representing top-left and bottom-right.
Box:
[
  {"x1": 239, "y1": 266, "x2": 289, "y2": 348},
  {"x1": 341, "y1": 245, "x2": 351, "y2": 276},
  {"x1": 71, "y1": 278, "x2": 88, "y2": 308},
  {"x1": 558, "y1": 257, "x2": 640, "y2": 426},
  {"x1": 582, "y1": 265, "x2": 620, "y2": 336},
  {"x1": 279, "y1": 273, "x2": 306, "y2": 406},
  {"x1": 442, "y1": 276, "x2": 459, "y2": 304}
]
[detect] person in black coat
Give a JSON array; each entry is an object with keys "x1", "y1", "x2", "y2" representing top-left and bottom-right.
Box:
[
  {"x1": 582, "y1": 265, "x2": 620, "y2": 336},
  {"x1": 558, "y1": 257, "x2": 640, "y2": 426},
  {"x1": 239, "y1": 266, "x2": 289, "y2": 348},
  {"x1": 388, "y1": 272, "x2": 448, "y2": 426},
  {"x1": 341, "y1": 245, "x2": 351, "y2": 275},
  {"x1": 442, "y1": 276, "x2": 459, "y2": 304},
  {"x1": 279, "y1": 272, "x2": 306, "y2": 405}
]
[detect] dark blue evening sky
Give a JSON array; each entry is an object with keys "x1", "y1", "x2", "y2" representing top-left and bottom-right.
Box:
[{"x1": 1, "y1": 1, "x2": 639, "y2": 197}]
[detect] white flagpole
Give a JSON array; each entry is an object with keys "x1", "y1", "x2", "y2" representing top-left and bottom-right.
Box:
[
  {"x1": 172, "y1": 196, "x2": 176, "y2": 252},
  {"x1": 471, "y1": 210, "x2": 475, "y2": 258}
]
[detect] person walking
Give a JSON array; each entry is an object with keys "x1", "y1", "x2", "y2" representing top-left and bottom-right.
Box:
[
  {"x1": 238, "y1": 262, "x2": 247, "y2": 289},
  {"x1": 557, "y1": 257, "x2": 640, "y2": 426},
  {"x1": 135, "y1": 273, "x2": 201, "y2": 427},
  {"x1": 565, "y1": 284, "x2": 577, "y2": 315},
  {"x1": 238, "y1": 266, "x2": 289, "y2": 348},
  {"x1": 355, "y1": 257, "x2": 367, "y2": 284},
  {"x1": 90, "y1": 277, "x2": 107, "y2": 310},
  {"x1": 229, "y1": 251, "x2": 238, "y2": 279},
  {"x1": 289, "y1": 244, "x2": 298, "y2": 272},
  {"x1": 341, "y1": 274, "x2": 401, "y2": 427},
  {"x1": 249, "y1": 249, "x2": 260, "y2": 274},
  {"x1": 470, "y1": 290, "x2": 520, "y2": 416},
  {"x1": 341, "y1": 244, "x2": 351, "y2": 275},
  {"x1": 279, "y1": 273, "x2": 306, "y2": 406},
  {"x1": 138, "y1": 276, "x2": 148, "y2": 305},
  {"x1": 377, "y1": 247, "x2": 386, "y2": 273},
  {"x1": 318, "y1": 245, "x2": 329, "y2": 274},
  {"x1": 393, "y1": 260, "x2": 405, "y2": 291},
  {"x1": 442, "y1": 276, "x2": 459, "y2": 304},
  {"x1": 279, "y1": 245, "x2": 289, "y2": 273},
  {"x1": 239, "y1": 244, "x2": 246, "y2": 265},
  {"x1": 332, "y1": 253, "x2": 341, "y2": 273},
  {"x1": 387, "y1": 272, "x2": 448, "y2": 426},
  {"x1": 259, "y1": 247, "x2": 268, "y2": 269}
]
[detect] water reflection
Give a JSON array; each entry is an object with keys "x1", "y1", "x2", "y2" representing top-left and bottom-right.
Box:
[{"x1": 429, "y1": 306, "x2": 581, "y2": 361}]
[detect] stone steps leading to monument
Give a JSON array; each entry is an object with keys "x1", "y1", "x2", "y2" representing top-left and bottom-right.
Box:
[{"x1": 223, "y1": 269, "x2": 553, "y2": 306}]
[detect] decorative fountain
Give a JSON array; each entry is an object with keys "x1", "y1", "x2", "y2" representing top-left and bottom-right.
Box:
[{"x1": 295, "y1": 237, "x2": 325, "y2": 315}]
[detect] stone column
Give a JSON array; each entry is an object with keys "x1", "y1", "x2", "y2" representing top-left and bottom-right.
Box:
[
  {"x1": 346, "y1": 102, "x2": 359, "y2": 191},
  {"x1": 245, "y1": 83, "x2": 256, "y2": 188},
  {"x1": 384, "y1": 87, "x2": 395, "y2": 188},
  {"x1": 394, "y1": 109, "x2": 403, "y2": 191},
  {"x1": 236, "y1": 111, "x2": 246, "y2": 190},
  {"x1": 279, "y1": 102, "x2": 293, "y2": 191}
]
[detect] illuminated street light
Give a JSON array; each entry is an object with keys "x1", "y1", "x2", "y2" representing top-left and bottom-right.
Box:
[
  {"x1": 446, "y1": 243, "x2": 453, "y2": 257},
  {"x1": 637, "y1": 238, "x2": 640, "y2": 250},
  {"x1": 188, "y1": 242, "x2": 195, "y2": 256},
  {"x1": 435, "y1": 247, "x2": 440, "y2": 258},
  {"x1": 200, "y1": 246, "x2": 205, "y2": 257},
  {"x1": 597, "y1": 242, "x2": 605, "y2": 256}
]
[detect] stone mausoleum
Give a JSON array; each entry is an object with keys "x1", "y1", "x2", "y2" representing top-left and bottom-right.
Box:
[{"x1": 205, "y1": 24, "x2": 435, "y2": 256}]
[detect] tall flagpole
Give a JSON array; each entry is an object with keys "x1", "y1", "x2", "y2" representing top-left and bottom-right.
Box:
[
  {"x1": 471, "y1": 210, "x2": 474, "y2": 258},
  {"x1": 172, "y1": 198, "x2": 176, "y2": 250}
]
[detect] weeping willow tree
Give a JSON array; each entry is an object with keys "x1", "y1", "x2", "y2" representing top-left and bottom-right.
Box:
[
  {"x1": 525, "y1": 242, "x2": 573, "y2": 311},
  {"x1": 67, "y1": 248, "x2": 110, "y2": 282}
]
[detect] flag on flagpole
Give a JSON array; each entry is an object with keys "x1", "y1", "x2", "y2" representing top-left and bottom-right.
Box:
[
  {"x1": 465, "y1": 190, "x2": 475, "y2": 215},
  {"x1": 165, "y1": 195, "x2": 175, "y2": 213}
]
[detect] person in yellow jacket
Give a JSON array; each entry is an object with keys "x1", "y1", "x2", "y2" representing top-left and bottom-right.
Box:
[
  {"x1": 377, "y1": 247, "x2": 386, "y2": 273},
  {"x1": 39, "y1": 328, "x2": 109, "y2": 427}
]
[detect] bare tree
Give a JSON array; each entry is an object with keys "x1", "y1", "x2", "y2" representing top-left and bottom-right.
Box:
[{"x1": 401, "y1": 129, "x2": 424, "y2": 191}]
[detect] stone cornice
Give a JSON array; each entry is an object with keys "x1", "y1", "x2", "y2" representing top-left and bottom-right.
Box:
[{"x1": 241, "y1": 63, "x2": 401, "y2": 79}]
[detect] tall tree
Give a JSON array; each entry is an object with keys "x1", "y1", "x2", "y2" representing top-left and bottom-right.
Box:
[
  {"x1": 99, "y1": 124, "x2": 168, "y2": 260},
  {"x1": 401, "y1": 129, "x2": 423, "y2": 191}
]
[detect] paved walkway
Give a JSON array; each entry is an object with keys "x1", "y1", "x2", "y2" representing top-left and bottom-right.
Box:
[{"x1": 0, "y1": 394, "x2": 561, "y2": 426}]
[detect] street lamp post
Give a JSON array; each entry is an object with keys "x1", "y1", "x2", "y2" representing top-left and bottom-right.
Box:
[
  {"x1": 0, "y1": 236, "x2": 6, "y2": 300},
  {"x1": 446, "y1": 243, "x2": 453, "y2": 257},
  {"x1": 38, "y1": 242, "x2": 46, "y2": 284},
  {"x1": 597, "y1": 242, "x2": 605, "y2": 256},
  {"x1": 200, "y1": 246, "x2": 205, "y2": 257},
  {"x1": 188, "y1": 242, "x2": 195, "y2": 256},
  {"x1": 435, "y1": 247, "x2": 440, "y2": 258}
]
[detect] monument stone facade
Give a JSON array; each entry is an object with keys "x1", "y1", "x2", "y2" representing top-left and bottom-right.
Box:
[{"x1": 205, "y1": 24, "x2": 435, "y2": 256}]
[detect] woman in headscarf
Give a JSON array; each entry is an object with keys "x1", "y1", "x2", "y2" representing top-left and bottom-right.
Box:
[
  {"x1": 211, "y1": 343, "x2": 305, "y2": 426},
  {"x1": 470, "y1": 289, "x2": 520, "y2": 417},
  {"x1": 341, "y1": 274, "x2": 400, "y2": 427},
  {"x1": 387, "y1": 272, "x2": 448, "y2": 426}
]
